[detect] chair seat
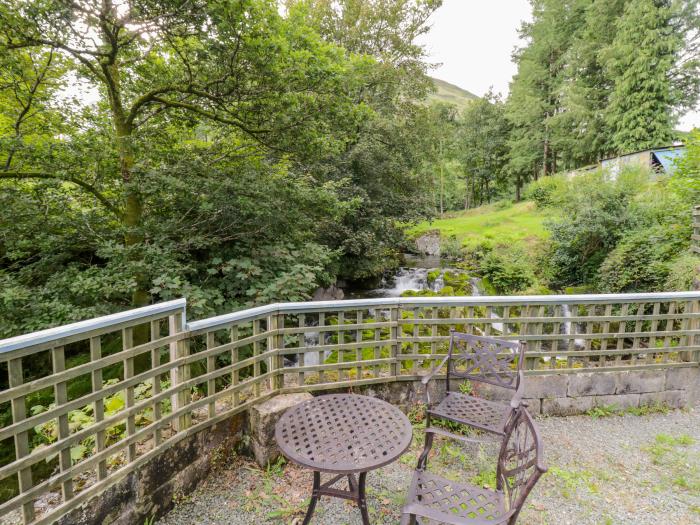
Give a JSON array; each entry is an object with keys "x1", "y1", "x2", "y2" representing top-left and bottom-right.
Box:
[
  {"x1": 429, "y1": 392, "x2": 511, "y2": 435},
  {"x1": 404, "y1": 470, "x2": 506, "y2": 524}
]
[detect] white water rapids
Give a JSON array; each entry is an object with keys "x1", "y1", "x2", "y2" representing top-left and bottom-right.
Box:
[{"x1": 300, "y1": 262, "x2": 585, "y2": 366}]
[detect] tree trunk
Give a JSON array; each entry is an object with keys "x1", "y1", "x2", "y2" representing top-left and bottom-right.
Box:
[
  {"x1": 439, "y1": 139, "x2": 444, "y2": 216},
  {"x1": 464, "y1": 175, "x2": 470, "y2": 210},
  {"x1": 515, "y1": 173, "x2": 521, "y2": 202},
  {"x1": 105, "y1": 58, "x2": 149, "y2": 307}
]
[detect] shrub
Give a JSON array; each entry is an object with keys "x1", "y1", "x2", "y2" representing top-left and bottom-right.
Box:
[
  {"x1": 664, "y1": 253, "x2": 700, "y2": 291},
  {"x1": 480, "y1": 245, "x2": 536, "y2": 294},
  {"x1": 523, "y1": 174, "x2": 569, "y2": 207},
  {"x1": 597, "y1": 224, "x2": 689, "y2": 292},
  {"x1": 441, "y1": 234, "x2": 463, "y2": 260},
  {"x1": 542, "y1": 169, "x2": 652, "y2": 289}
]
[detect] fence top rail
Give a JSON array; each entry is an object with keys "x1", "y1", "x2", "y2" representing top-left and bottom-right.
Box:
[
  {"x1": 186, "y1": 291, "x2": 700, "y2": 331},
  {"x1": 4, "y1": 291, "x2": 700, "y2": 353},
  {"x1": 0, "y1": 299, "x2": 187, "y2": 355}
]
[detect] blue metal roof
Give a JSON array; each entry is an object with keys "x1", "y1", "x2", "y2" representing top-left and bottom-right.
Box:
[{"x1": 652, "y1": 147, "x2": 686, "y2": 173}]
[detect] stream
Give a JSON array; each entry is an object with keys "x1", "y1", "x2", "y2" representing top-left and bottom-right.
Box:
[{"x1": 299, "y1": 255, "x2": 584, "y2": 366}]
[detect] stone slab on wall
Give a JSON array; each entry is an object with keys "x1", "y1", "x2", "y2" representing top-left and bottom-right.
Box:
[
  {"x1": 531, "y1": 368, "x2": 698, "y2": 416},
  {"x1": 249, "y1": 392, "x2": 313, "y2": 467}
]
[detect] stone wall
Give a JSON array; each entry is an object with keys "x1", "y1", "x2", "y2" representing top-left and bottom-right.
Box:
[
  {"x1": 353, "y1": 367, "x2": 700, "y2": 417},
  {"x1": 58, "y1": 412, "x2": 246, "y2": 525}
]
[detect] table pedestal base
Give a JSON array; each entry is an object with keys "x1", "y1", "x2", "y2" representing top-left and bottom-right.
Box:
[{"x1": 303, "y1": 471, "x2": 370, "y2": 525}]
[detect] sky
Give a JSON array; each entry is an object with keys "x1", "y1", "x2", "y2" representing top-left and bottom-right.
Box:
[{"x1": 419, "y1": 0, "x2": 699, "y2": 132}]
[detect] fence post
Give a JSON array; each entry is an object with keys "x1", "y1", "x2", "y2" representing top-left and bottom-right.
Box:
[
  {"x1": 52, "y1": 346, "x2": 73, "y2": 501},
  {"x1": 275, "y1": 312, "x2": 285, "y2": 391},
  {"x1": 169, "y1": 311, "x2": 189, "y2": 431},
  {"x1": 9, "y1": 357, "x2": 33, "y2": 523},
  {"x1": 390, "y1": 306, "x2": 400, "y2": 378},
  {"x1": 91, "y1": 336, "x2": 109, "y2": 479},
  {"x1": 266, "y1": 312, "x2": 285, "y2": 392},
  {"x1": 682, "y1": 299, "x2": 700, "y2": 363}
]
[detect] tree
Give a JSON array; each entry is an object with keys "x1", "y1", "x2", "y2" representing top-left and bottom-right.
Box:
[
  {"x1": 506, "y1": 0, "x2": 588, "y2": 183},
  {"x1": 286, "y1": 0, "x2": 441, "y2": 278},
  {"x1": 554, "y1": 0, "x2": 627, "y2": 166},
  {"x1": 457, "y1": 91, "x2": 511, "y2": 205},
  {"x1": 602, "y1": 0, "x2": 682, "y2": 153},
  {"x1": 0, "y1": 0, "x2": 369, "y2": 306}
]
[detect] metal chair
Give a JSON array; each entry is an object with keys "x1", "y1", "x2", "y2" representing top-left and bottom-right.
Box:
[
  {"x1": 420, "y1": 331, "x2": 525, "y2": 444},
  {"x1": 400, "y1": 407, "x2": 546, "y2": 525}
]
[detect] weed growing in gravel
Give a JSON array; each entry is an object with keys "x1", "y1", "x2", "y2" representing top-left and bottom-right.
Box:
[
  {"x1": 265, "y1": 493, "x2": 308, "y2": 521},
  {"x1": 470, "y1": 466, "x2": 496, "y2": 488},
  {"x1": 407, "y1": 402, "x2": 426, "y2": 425},
  {"x1": 265, "y1": 456, "x2": 286, "y2": 478},
  {"x1": 644, "y1": 433, "x2": 699, "y2": 493},
  {"x1": 626, "y1": 402, "x2": 669, "y2": 416},
  {"x1": 586, "y1": 402, "x2": 670, "y2": 419},
  {"x1": 458, "y1": 380, "x2": 473, "y2": 395},
  {"x1": 586, "y1": 404, "x2": 618, "y2": 418},
  {"x1": 548, "y1": 466, "x2": 600, "y2": 499}
]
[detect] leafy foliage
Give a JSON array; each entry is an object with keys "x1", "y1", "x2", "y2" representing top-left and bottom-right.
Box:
[
  {"x1": 0, "y1": 0, "x2": 441, "y2": 335},
  {"x1": 505, "y1": 0, "x2": 698, "y2": 186},
  {"x1": 603, "y1": 0, "x2": 679, "y2": 153},
  {"x1": 597, "y1": 224, "x2": 689, "y2": 292},
  {"x1": 480, "y1": 245, "x2": 537, "y2": 295},
  {"x1": 527, "y1": 165, "x2": 694, "y2": 293}
]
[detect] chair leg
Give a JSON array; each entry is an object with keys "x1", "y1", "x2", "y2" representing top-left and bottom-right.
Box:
[
  {"x1": 399, "y1": 512, "x2": 417, "y2": 525},
  {"x1": 417, "y1": 430, "x2": 434, "y2": 471}
]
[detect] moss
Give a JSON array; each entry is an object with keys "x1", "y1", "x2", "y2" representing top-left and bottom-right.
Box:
[
  {"x1": 443, "y1": 271, "x2": 470, "y2": 290},
  {"x1": 427, "y1": 269, "x2": 441, "y2": 284},
  {"x1": 481, "y1": 278, "x2": 497, "y2": 296},
  {"x1": 563, "y1": 285, "x2": 594, "y2": 294}
]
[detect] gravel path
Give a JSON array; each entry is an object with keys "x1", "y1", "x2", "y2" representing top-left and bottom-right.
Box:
[{"x1": 157, "y1": 406, "x2": 700, "y2": 525}]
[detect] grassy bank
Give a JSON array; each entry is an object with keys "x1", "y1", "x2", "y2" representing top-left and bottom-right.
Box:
[{"x1": 406, "y1": 201, "x2": 555, "y2": 249}]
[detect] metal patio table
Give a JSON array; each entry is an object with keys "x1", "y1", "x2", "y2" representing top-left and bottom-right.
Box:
[{"x1": 275, "y1": 393, "x2": 413, "y2": 525}]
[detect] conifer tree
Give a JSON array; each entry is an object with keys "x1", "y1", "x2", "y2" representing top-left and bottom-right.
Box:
[{"x1": 603, "y1": 0, "x2": 680, "y2": 153}]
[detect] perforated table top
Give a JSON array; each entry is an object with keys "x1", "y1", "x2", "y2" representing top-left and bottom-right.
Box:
[{"x1": 275, "y1": 394, "x2": 413, "y2": 474}]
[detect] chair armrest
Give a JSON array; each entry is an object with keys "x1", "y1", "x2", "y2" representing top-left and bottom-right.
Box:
[
  {"x1": 421, "y1": 353, "x2": 450, "y2": 386},
  {"x1": 420, "y1": 353, "x2": 450, "y2": 406},
  {"x1": 510, "y1": 370, "x2": 526, "y2": 409}
]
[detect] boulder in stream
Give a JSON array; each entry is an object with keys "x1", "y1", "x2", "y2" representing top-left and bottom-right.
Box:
[
  {"x1": 312, "y1": 284, "x2": 345, "y2": 301},
  {"x1": 415, "y1": 231, "x2": 441, "y2": 256}
]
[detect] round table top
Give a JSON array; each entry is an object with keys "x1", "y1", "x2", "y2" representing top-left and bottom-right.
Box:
[{"x1": 275, "y1": 394, "x2": 413, "y2": 474}]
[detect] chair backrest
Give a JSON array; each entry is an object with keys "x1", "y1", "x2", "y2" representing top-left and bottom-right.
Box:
[
  {"x1": 446, "y1": 331, "x2": 524, "y2": 393},
  {"x1": 496, "y1": 408, "x2": 546, "y2": 524}
]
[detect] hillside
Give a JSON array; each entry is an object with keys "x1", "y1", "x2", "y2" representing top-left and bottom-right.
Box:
[
  {"x1": 429, "y1": 77, "x2": 478, "y2": 112},
  {"x1": 406, "y1": 200, "x2": 554, "y2": 249}
]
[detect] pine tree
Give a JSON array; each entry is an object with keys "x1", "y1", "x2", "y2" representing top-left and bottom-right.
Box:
[
  {"x1": 506, "y1": 0, "x2": 589, "y2": 186},
  {"x1": 603, "y1": 0, "x2": 680, "y2": 153},
  {"x1": 554, "y1": 0, "x2": 628, "y2": 166}
]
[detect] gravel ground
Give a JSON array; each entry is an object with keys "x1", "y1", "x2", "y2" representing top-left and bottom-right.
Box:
[{"x1": 157, "y1": 406, "x2": 700, "y2": 525}]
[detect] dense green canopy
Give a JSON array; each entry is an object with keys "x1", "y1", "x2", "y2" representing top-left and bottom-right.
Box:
[{"x1": 0, "y1": 0, "x2": 442, "y2": 336}]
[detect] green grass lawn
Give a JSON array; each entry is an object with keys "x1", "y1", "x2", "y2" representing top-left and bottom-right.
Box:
[{"x1": 406, "y1": 201, "x2": 556, "y2": 249}]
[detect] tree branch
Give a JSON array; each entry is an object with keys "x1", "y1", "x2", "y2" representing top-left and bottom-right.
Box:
[{"x1": 0, "y1": 171, "x2": 121, "y2": 217}]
